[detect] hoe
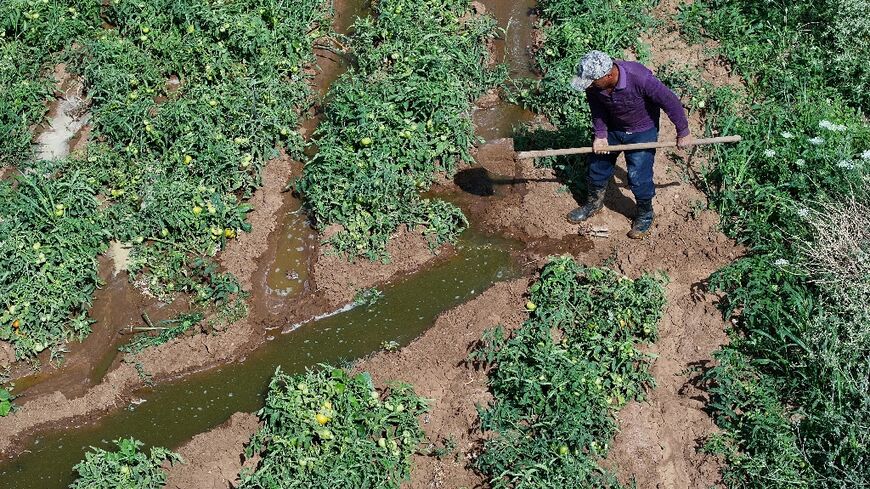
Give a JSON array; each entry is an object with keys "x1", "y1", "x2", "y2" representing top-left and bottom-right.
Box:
[{"x1": 513, "y1": 134, "x2": 742, "y2": 160}]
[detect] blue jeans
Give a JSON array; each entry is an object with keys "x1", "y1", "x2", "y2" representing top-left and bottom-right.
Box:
[{"x1": 588, "y1": 126, "x2": 658, "y2": 201}]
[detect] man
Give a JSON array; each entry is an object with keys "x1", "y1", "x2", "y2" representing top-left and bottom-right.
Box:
[{"x1": 567, "y1": 50, "x2": 693, "y2": 238}]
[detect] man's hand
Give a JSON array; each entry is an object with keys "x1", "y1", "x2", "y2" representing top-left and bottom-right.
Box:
[
  {"x1": 592, "y1": 137, "x2": 610, "y2": 154},
  {"x1": 676, "y1": 134, "x2": 694, "y2": 150}
]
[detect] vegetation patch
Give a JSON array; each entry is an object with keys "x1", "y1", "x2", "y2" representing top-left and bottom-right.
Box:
[
  {"x1": 119, "y1": 312, "x2": 205, "y2": 355},
  {"x1": 472, "y1": 257, "x2": 667, "y2": 487},
  {"x1": 669, "y1": 1, "x2": 870, "y2": 487},
  {"x1": 1, "y1": 0, "x2": 328, "y2": 359},
  {"x1": 0, "y1": 0, "x2": 103, "y2": 164},
  {"x1": 239, "y1": 365, "x2": 427, "y2": 488},
  {"x1": 296, "y1": 0, "x2": 503, "y2": 259},
  {"x1": 70, "y1": 437, "x2": 180, "y2": 489}
]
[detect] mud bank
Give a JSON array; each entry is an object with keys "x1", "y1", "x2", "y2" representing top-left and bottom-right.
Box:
[{"x1": 164, "y1": 412, "x2": 260, "y2": 489}]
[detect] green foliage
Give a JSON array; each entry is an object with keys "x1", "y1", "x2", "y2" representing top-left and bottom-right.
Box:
[
  {"x1": 119, "y1": 312, "x2": 204, "y2": 355},
  {"x1": 0, "y1": 387, "x2": 14, "y2": 416},
  {"x1": 685, "y1": 0, "x2": 870, "y2": 110},
  {"x1": 70, "y1": 437, "x2": 181, "y2": 489},
  {"x1": 473, "y1": 257, "x2": 667, "y2": 488},
  {"x1": 0, "y1": 0, "x2": 103, "y2": 164},
  {"x1": 670, "y1": 1, "x2": 870, "y2": 487},
  {"x1": 353, "y1": 287, "x2": 383, "y2": 307},
  {"x1": 513, "y1": 0, "x2": 656, "y2": 130},
  {"x1": 296, "y1": 0, "x2": 502, "y2": 259},
  {"x1": 1, "y1": 0, "x2": 326, "y2": 358},
  {"x1": 509, "y1": 0, "x2": 656, "y2": 201},
  {"x1": 0, "y1": 165, "x2": 109, "y2": 358},
  {"x1": 65, "y1": 0, "x2": 328, "y2": 295},
  {"x1": 239, "y1": 366, "x2": 428, "y2": 489}
]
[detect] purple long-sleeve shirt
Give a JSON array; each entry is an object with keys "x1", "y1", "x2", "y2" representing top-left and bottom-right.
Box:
[{"x1": 586, "y1": 61, "x2": 690, "y2": 139}]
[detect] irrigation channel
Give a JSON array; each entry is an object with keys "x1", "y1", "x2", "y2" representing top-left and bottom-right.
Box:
[
  {"x1": 0, "y1": 0, "x2": 542, "y2": 486},
  {"x1": 0, "y1": 230, "x2": 520, "y2": 487}
]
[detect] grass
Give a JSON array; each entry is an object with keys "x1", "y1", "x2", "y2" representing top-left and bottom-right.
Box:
[{"x1": 668, "y1": 0, "x2": 870, "y2": 486}]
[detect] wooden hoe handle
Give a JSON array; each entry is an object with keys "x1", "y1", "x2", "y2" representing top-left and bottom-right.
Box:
[{"x1": 515, "y1": 135, "x2": 742, "y2": 159}]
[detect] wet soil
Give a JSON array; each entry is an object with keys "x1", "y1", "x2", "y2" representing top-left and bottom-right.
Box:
[
  {"x1": 8, "y1": 254, "x2": 186, "y2": 401},
  {"x1": 356, "y1": 278, "x2": 530, "y2": 489},
  {"x1": 362, "y1": 138, "x2": 741, "y2": 488},
  {"x1": 32, "y1": 64, "x2": 90, "y2": 161},
  {"x1": 3, "y1": 1, "x2": 747, "y2": 488},
  {"x1": 0, "y1": 0, "x2": 451, "y2": 469},
  {"x1": 163, "y1": 412, "x2": 260, "y2": 489},
  {"x1": 219, "y1": 153, "x2": 305, "y2": 298},
  {"x1": 1, "y1": 230, "x2": 518, "y2": 488},
  {"x1": 471, "y1": 0, "x2": 537, "y2": 140}
]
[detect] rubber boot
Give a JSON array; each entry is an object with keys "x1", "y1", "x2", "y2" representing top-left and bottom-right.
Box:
[
  {"x1": 628, "y1": 199, "x2": 654, "y2": 239},
  {"x1": 566, "y1": 187, "x2": 606, "y2": 224}
]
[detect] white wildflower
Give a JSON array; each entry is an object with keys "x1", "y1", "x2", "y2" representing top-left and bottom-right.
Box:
[
  {"x1": 795, "y1": 159, "x2": 805, "y2": 167},
  {"x1": 763, "y1": 149, "x2": 776, "y2": 157},
  {"x1": 809, "y1": 136, "x2": 825, "y2": 145},
  {"x1": 861, "y1": 150, "x2": 870, "y2": 160},
  {"x1": 773, "y1": 258, "x2": 789, "y2": 267},
  {"x1": 818, "y1": 120, "x2": 847, "y2": 132},
  {"x1": 797, "y1": 207, "x2": 809, "y2": 218},
  {"x1": 781, "y1": 131, "x2": 794, "y2": 139},
  {"x1": 837, "y1": 159, "x2": 856, "y2": 170}
]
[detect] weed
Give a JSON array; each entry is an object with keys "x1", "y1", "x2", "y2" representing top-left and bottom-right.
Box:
[
  {"x1": 0, "y1": 387, "x2": 14, "y2": 416},
  {"x1": 1, "y1": 0, "x2": 327, "y2": 358},
  {"x1": 673, "y1": 0, "x2": 870, "y2": 486},
  {"x1": 427, "y1": 436, "x2": 456, "y2": 460},
  {"x1": 353, "y1": 287, "x2": 383, "y2": 307},
  {"x1": 119, "y1": 312, "x2": 204, "y2": 355}
]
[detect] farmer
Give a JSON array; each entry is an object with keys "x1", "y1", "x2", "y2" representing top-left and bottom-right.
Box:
[{"x1": 567, "y1": 50, "x2": 692, "y2": 238}]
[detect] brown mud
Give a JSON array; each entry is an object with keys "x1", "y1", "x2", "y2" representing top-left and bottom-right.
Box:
[
  {"x1": 163, "y1": 412, "x2": 260, "y2": 489},
  {"x1": 8, "y1": 252, "x2": 185, "y2": 401},
  {"x1": 32, "y1": 63, "x2": 90, "y2": 161},
  {"x1": 360, "y1": 136, "x2": 741, "y2": 488},
  {"x1": 4, "y1": 2, "x2": 745, "y2": 489},
  {"x1": 471, "y1": 0, "x2": 537, "y2": 140}
]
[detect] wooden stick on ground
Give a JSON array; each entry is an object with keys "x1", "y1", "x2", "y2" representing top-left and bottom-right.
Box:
[{"x1": 515, "y1": 135, "x2": 742, "y2": 160}]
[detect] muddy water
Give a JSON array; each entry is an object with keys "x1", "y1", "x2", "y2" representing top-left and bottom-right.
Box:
[
  {"x1": 10, "y1": 252, "x2": 185, "y2": 400},
  {"x1": 473, "y1": 0, "x2": 537, "y2": 140},
  {"x1": 0, "y1": 230, "x2": 519, "y2": 488},
  {"x1": 260, "y1": 0, "x2": 370, "y2": 306},
  {"x1": 260, "y1": 198, "x2": 317, "y2": 312}
]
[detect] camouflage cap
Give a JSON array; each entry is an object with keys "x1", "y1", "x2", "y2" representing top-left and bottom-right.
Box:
[{"x1": 570, "y1": 50, "x2": 614, "y2": 91}]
